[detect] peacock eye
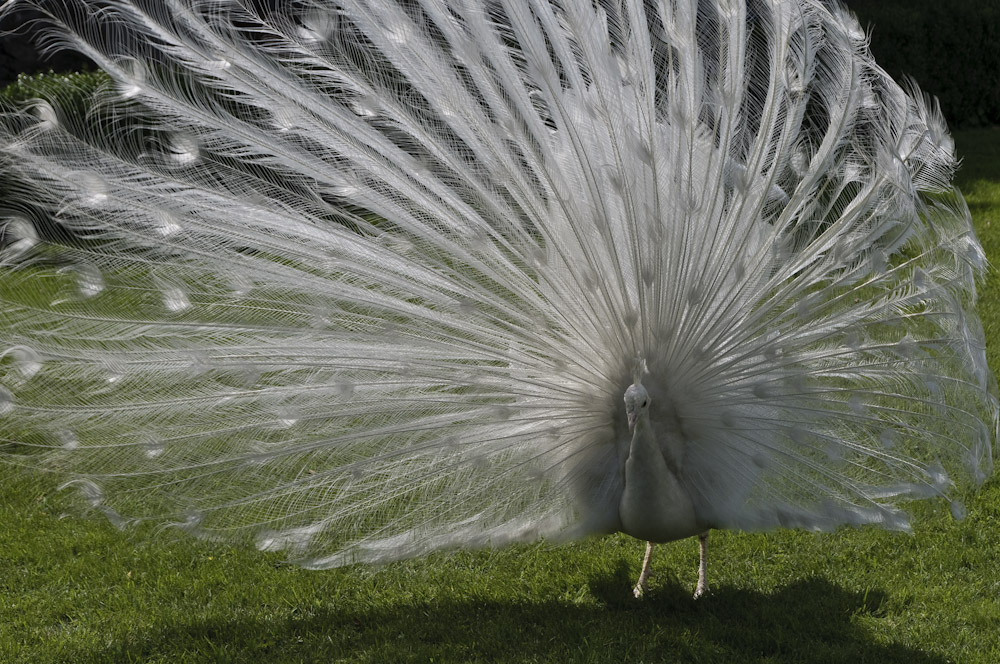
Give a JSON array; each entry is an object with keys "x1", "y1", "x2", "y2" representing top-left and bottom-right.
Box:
[{"x1": 642, "y1": 400, "x2": 648, "y2": 407}]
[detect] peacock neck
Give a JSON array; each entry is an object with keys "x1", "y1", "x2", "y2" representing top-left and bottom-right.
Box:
[{"x1": 618, "y1": 415, "x2": 701, "y2": 542}]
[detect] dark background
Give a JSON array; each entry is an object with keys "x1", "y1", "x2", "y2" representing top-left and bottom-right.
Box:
[{"x1": 1, "y1": 1, "x2": 998, "y2": 128}]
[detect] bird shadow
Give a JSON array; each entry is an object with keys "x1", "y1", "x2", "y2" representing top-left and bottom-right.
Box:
[{"x1": 90, "y1": 567, "x2": 946, "y2": 663}]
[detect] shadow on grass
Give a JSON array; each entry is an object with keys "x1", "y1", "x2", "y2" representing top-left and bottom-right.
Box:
[
  {"x1": 93, "y1": 570, "x2": 943, "y2": 664},
  {"x1": 965, "y1": 199, "x2": 999, "y2": 218}
]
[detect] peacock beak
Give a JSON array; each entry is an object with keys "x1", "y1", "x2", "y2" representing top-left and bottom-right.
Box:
[{"x1": 627, "y1": 411, "x2": 638, "y2": 432}]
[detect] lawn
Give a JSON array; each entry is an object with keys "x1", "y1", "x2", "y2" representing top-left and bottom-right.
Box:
[{"x1": 1, "y1": 127, "x2": 999, "y2": 663}]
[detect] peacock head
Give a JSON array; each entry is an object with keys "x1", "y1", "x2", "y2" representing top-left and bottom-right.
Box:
[{"x1": 624, "y1": 383, "x2": 651, "y2": 432}]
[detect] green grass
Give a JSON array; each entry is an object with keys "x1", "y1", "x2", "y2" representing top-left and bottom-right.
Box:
[{"x1": 2, "y1": 130, "x2": 1000, "y2": 663}]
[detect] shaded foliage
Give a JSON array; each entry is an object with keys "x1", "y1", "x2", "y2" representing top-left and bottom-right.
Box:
[{"x1": 847, "y1": 0, "x2": 1000, "y2": 128}]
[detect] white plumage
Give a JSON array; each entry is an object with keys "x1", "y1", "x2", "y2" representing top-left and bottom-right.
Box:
[{"x1": 0, "y1": 0, "x2": 995, "y2": 595}]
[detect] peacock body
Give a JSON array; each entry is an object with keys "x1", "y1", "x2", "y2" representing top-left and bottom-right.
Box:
[{"x1": 0, "y1": 0, "x2": 995, "y2": 580}]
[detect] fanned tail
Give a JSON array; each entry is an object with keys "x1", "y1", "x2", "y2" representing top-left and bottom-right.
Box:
[{"x1": 0, "y1": 0, "x2": 995, "y2": 566}]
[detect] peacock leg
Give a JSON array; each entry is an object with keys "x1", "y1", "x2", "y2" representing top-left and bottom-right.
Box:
[
  {"x1": 632, "y1": 541, "x2": 655, "y2": 598},
  {"x1": 693, "y1": 531, "x2": 709, "y2": 598}
]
